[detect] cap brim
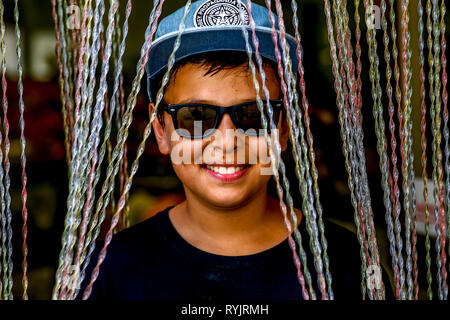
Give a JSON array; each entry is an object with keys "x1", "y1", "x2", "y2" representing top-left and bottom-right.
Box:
[{"x1": 146, "y1": 26, "x2": 299, "y2": 89}]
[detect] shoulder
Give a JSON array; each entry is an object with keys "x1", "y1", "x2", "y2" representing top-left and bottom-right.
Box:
[
  {"x1": 321, "y1": 218, "x2": 360, "y2": 266},
  {"x1": 115, "y1": 211, "x2": 165, "y2": 241},
  {"x1": 87, "y1": 206, "x2": 173, "y2": 267},
  {"x1": 108, "y1": 206, "x2": 172, "y2": 252},
  {"x1": 321, "y1": 219, "x2": 396, "y2": 299},
  {"x1": 297, "y1": 217, "x2": 360, "y2": 264},
  {"x1": 79, "y1": 207, "x2": 174, "y2": 299},
  {"x1": 317, "y1": 218, "x2": 362, "y2": 299},
  {"x1": 324, "y1": 218, "x2": 359, "y2": 248}
]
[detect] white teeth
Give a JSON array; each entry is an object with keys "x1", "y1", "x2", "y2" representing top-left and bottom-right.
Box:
[
  {"x1": 226, "y1": 167, "x2": 235, "y2": 174},
  {"x1": 205, "y1": 165, "x2": 245, "y2": 174}
]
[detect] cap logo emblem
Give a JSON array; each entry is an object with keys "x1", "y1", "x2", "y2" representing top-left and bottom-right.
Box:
[{"x1": 194, "y1": 0, "x2": 249, "y2": 27}]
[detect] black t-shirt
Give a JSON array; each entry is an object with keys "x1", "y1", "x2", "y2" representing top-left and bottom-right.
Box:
[{"x1": 78, "y1": 205, "x2": 388, "y2": 300}]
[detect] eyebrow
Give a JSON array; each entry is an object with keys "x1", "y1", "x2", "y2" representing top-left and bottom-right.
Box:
[
  {"x1": 176, "y1": 99, "x2": 214, "y2": 104},
  {"x1": 172, "y1": 98, "x2": 258, "y2": 105}
]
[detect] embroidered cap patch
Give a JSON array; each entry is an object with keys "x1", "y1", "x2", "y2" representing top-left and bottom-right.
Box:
[{"x1": 194, "y1": 0, "x2": 249, "y2": 27}]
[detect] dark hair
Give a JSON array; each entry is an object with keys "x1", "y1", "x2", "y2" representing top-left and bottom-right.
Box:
[{"x1": 150, "y1": 50, "x2": 280, "y2": 127}]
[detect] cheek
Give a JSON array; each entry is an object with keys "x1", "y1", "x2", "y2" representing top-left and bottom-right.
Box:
[
  {"x1": 169, "y1": 140, "x2": 201, "y2": 182},
  {"x1": 168, "y1": 135, "x2": 205, "y2": 165},
  {"x1": 248, "y1": 137, "x2": 274, "y2": 166}
]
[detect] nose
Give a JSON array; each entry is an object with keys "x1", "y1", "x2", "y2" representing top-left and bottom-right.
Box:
[
  {"x1": 209, "y1": 113, "x2": 244, "y2": 156},
  {"x1": 217, "y1": 112, "x2": 236, "y2": 132}
]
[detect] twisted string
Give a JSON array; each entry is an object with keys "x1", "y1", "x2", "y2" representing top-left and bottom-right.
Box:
[
  {"x1": 335, "y1": 0, "x2": 364, "y2": 236},
  {"x1": 78, "y1": 1, "x2": 162, "y2": 294},
  {"x1": 352, "y1": 0, "x2": 382, "y2": 300},
  {"x1": 109, "y1": 2, "x2": 130, "y2": 230},
  {"x1": 69, "y1": 0, "x2": 80, "y2": 107},
  {"x1": 80, "y1": 0, "x2": 166, "y2": 299},
  {"x1": 82, "y1": 0, "x2": 187, "y2": 300},
  {"x1": 67, "y1": 0, "x2": 101, "y2": 246},
  {"x1": 53, "y1": 0, "x2": 97, "y2": 298},
  {"x1": 389, "y1": 0, "x2": 407, "y2": 299},
  {"x1": 427, "y1": 0, "x2": 445, "y2": 299},
  {"x1": 13, "y1": 0, "x2": 29, "y2": 300},
  {"x1": 96, "y1": 28, "x2": 116, "y2": 227},
  {"x1": 403, "y1": 0, "x2": 419, "y2": 299},
  {"x1": 275, "y1": 0, "x2": 331, "y2": 299},
  {"x1": 67, "y1": 0, "x2": 117, "y2": 293},
  {"x1": 262, "y1": 0, "x2": 318, "y2": 300},
  {"x1": 60, "y1": 0, "x2": 119, "y2": 300},
  {"x1": 52, "y1": 0, "x2": 100, "y2": 299},
  {"x1": 0, "y1": 1, "x2": 8, "y2": 299},
  {"x1": 241, "y1": 2, "x2": 310, "y2": 300},
  {"x1": 75, "y1": 0, "x2": 118, "y2": 266},
  {"x1": 398, "y1": 0, "x2": 414, "y2": 300},
  {"x1": 70, "y1": 0, "x2": 132, "y2": 301},
  {"x1": 65, "y1": 1, "x2": 102, "y2": 254},
  {"x1": 334, "y1": 0, "x2": 375, "y2": 299},
  {"x1": 431, "y1": 0, "x2": 448, "y2": 299},
  {"x1": 263, "y1": 0, "x2": 318, "y2": 299},
  {"x1": 0, "y1": 0, "x2": 13, "y2": 300},
  {"x1": 268, "y1": 0, "x2": 327, "y2": 299},
  {"x1": 271, "y1": 1, "x2": 326, "y2": 299},
  {"x1": 59, "y1": 0, "x2": 103, "y2": 297},
  {"x1": 354, "y1": 0, "x2": 363, "y2": 116},
  {"x1": 290, "y1": 0, "x2": 334, "y2": 300},
  {"x1": 440, "y1": 1, "x2": 449, "y2": 296},
  {"x1": 352, "y1": 0, "x2": 386, "y2": 299},
  {"x1": 113, "y1": 6, "x2": 130, "y2": 229},
  {"x1": 244, "y1": 0, "x2": 311, "y2": 300},
  {"x1": 334, "y1": 3, "x2": 373, "y2": 295},
  {"x1": 62, "y1": 0, "x2": 75, "y2": 151},
  {"x1": 418, "y1": 0, "x2": 434, "y2": 300},
  {"x1": 58, "y1": 0, "x2": 75, "y2": 165},
  {"x1": 51, "y1": 0, "x2": 72, "y2": 167},
  {"x1": 380, "y1": 0, "x2": 401, "y2": 299},
  {"x1": 115, "y1": 9, "x2": 130, "y2": 230},
  {"x1": 323, "y1": 0, "x2": 368, "y2": 298}
]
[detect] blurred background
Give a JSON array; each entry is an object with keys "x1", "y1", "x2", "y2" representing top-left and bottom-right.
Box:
[{"x1": 0, "y1": 0, "x2": 448, "y2": 299}]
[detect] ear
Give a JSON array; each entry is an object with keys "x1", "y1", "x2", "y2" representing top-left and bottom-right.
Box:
[
  {"x1": 150, "y1": 102, "x2": 170, "y2": 155},
  {"x1": 279, "y1": 113, "x2": 289, "y2": 152}
]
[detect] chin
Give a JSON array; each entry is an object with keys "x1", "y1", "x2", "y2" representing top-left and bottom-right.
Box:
[{"x1": 201, "y1": 188, "x2": 259, "y2": 209}]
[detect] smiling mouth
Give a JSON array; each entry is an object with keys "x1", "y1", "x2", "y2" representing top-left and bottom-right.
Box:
[
  {"x1": 204, "y1": 164, "x2": 249, "y2": 174},
  {"x1": 200, "y1": 164, "x2": 251, "y2": 182}
]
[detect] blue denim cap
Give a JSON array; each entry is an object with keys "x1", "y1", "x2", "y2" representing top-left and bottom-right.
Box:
[{"x1": 146, "y1": 0, "x2": 299, "y2": 101}]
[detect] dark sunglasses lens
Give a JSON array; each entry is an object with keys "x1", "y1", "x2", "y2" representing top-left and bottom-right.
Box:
[
  {"x1": 177, "y1": 106, "x2": 217, "y2": 137},
  {"x1": 234, "y1": 102, "x2": 281, "y2": 134}
]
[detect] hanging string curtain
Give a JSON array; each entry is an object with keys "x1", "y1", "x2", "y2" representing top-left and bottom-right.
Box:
[
  {"x1": 0, "y1": 0, "x2": 448, "y2": 301},
  {"x1": 0, "y1": 0, "x2": 28, "y2": 301},
  {"x1": 43, "y1": 0, "x2": 450, "y2": 301}
]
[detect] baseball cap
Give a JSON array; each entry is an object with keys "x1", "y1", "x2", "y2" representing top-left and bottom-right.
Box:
[{"x1": 146, "y1": 0, "x2": 299, "y2": 101}]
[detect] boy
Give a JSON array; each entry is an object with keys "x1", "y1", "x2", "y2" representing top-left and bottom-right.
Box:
[{"x1": 80, "y1": 0, "x2": 369, "y2": 300}]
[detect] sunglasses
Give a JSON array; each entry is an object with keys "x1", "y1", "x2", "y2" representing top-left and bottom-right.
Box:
[{"x1": 160, "y1": 99, "x2": 285, "y2": 139}]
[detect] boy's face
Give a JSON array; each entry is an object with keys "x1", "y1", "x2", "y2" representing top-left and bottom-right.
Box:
[{"x1": 151, "y1": 60, "x2": 289, "y2": 209}]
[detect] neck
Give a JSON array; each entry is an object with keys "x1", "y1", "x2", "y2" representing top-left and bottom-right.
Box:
[
  {"x1": 168, "y1": 187, "x2": 296, "y2": 256},
  {"x1": 183, "y1": 186, "x2": 271, "y2": 238}
]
